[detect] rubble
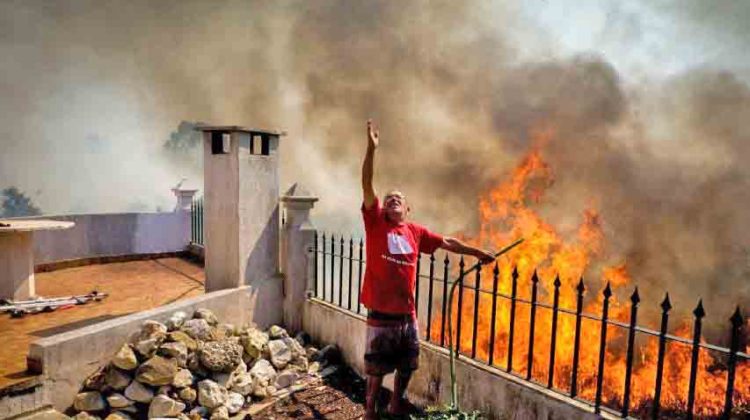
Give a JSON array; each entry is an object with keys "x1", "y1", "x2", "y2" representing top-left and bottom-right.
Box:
[{"x1": 70, "y1": 309, "x2": 339, "y2": 419}]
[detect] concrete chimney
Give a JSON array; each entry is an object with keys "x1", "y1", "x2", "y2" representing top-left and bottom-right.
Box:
[{"x1": 196, "y1": 125, "x2": 284, "y2": 325}]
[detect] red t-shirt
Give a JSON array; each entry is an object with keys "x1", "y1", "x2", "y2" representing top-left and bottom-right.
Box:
[{"x1": 361, "y1": 198, "x2": 444, "y2": 315}]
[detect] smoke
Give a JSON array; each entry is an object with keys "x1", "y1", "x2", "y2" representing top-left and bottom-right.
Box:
[{"x1": 1, "y1": 0, "x2": 750, "y2": 329}]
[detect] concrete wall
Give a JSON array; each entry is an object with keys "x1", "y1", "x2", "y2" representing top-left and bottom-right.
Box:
[
  {"x1": 303, "y1": 298, "x2": 617, "y2": 420},
  {"x1": 21, "y1": 287, "x2": 259, "y2": 414},
  {"x1": 29, "y1": 211, "x2": 191, "y2": 265}
]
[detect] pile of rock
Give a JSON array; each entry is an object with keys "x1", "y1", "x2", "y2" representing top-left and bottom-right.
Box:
[{"x1": 70, "y1": 309, "x2": 336, "y2": 420}]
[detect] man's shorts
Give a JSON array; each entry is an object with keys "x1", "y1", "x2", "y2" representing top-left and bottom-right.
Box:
[{"x1": 364, "y1": 310, "x2": 420, "y2": 376}]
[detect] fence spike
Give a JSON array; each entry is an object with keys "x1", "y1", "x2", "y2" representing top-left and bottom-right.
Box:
[
  {"x1": 686, "y1": 299, "x2": 706, "y2": 419},
  {"x1": 488, "y1": 262, "x2": 500, "y2": 366},
  {"x1": 548, "y1": 274, "x2": 561, "y2": 389},
  {"x1": 507, "y1": 266, "x2": 519, "y2": 373},
  {"x1": 571, "y1": 276, "x2": 585, "y2": 398},
  {"x1": 455, "y1": 256, "x2": 466, "y2": 356},
  {"x1": 426, "y1": 253, "x2": 436, "y2": 341},
  {"x1": 723, "y1": 306, "x2": 744, "y2": 419},
  {"x1": 652, "y1": 292, "x2": 672, "y2": 420},
  {"x1": 594, "y1": 281, "x2": 612, "y2": 413},
  {"x1": 527, "y1": 269, "x2": 540, "y2": 380},
  {"x1": 622, "y1": 286, "x2": 641, "y2": 417},
  {"x1": 440, "y1": 254, "x2": 450, "y2": 347}
]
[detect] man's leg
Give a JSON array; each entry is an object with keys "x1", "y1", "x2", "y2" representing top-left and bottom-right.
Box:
[
  {"x1": 388, "y1": 369, "x2": 413, "y2": 415},
  {"x1": 365, "y1": 374, "x2": 383, "y2": 419}
]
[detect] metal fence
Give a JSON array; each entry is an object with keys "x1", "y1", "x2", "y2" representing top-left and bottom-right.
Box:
[
  {"x1": 190, "y1": 196, "x2": 204, "y2": 246},
  {"x1": 312, "y1": 231, "x2": 749, "y2": 419}
]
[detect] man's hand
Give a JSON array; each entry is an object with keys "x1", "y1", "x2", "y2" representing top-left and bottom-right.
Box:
[
  {"x1": 367, "y1": 119, "x2": 379, "y2": 149},
  {"x1": 474, "y1": 249, "x2": 496, "y2": 264}
]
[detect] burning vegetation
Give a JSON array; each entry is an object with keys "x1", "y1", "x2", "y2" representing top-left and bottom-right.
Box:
[{"x1": 432, "y1": 131, "x2": 749, "y2": 418}]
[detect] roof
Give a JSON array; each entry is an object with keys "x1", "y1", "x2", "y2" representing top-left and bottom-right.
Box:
[{"x1": 194, "y1": 125, "x2": 286, "y2": 136}]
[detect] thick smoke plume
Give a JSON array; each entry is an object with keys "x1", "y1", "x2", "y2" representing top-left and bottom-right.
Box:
[{"x1": 1, "y1": 0, "x2": 750, "y2": 330}]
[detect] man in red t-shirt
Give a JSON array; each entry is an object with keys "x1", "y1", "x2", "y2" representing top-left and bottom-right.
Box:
[{"x1": 361, "y1": 119, "x2": 494, "y2": 419}]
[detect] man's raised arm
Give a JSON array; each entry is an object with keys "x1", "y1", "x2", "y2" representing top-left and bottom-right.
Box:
[{"x1": 362, "y1": 119, "x2": 379, "y2": 208}]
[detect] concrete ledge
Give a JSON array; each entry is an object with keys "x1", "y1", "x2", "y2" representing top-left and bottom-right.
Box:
[
  {"x1": 26, "y1": 286, "x2": 259, "y2": 412},
  {"x1": 303, "y1": 298, "x2": 618, "y2": 420},
  {"x1": 34, "y1": 251, "x2": 197, "y2": 273}
]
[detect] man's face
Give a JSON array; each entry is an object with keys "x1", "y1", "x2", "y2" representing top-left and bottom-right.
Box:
[{"x1": 383, "y1": 191, "x2": 408, "y2": 222}]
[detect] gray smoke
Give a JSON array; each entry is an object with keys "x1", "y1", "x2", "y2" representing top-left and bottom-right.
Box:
[{"x1": 1, "y1": 0, "x2": 749, "y2": 334}]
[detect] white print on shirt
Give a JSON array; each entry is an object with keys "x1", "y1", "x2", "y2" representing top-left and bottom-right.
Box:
[
  {"x1": 387, "y1": 232, "x2": 414, "y2": 255},
  {"x1": 381, "y1": 254, "x2": 415, "y2": 266}
]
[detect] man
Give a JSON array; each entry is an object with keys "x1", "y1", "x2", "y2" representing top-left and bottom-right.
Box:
[{"x1": 361, "y1": 119, "x2": 494, "y2": 418}]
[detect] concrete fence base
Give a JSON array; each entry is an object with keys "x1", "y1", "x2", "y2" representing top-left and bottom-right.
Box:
[{"x1": 303, "y1": 298, "x2": 616, "y2": 420}]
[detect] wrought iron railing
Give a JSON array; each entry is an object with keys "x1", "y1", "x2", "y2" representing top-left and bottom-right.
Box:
[
  {"x1": 311, "y1": 231, "x2": 749, "y2": 419},
  {"x1": 190, "y1": 196, "x2": 204, "y2": 246}
]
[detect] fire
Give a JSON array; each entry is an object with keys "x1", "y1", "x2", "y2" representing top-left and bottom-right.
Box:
[{"x1": 430, "y1": 137, "x2": 749, "y2": 417}]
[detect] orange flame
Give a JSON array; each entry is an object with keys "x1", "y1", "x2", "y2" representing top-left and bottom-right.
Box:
[{"x1": 431, "y1": 136, "x2": 748, "y2": 417}]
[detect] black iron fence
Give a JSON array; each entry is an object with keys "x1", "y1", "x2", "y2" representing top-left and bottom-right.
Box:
[
  {"x1": 190, "y1": 196, "x2": 204, "y2": 246},
  {"x1": 311, "y1": 231, "x2": 749, "y2": 419}
]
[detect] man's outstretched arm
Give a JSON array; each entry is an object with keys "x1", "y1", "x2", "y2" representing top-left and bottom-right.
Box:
[
  {"x1": 441, "y1": 237, "x2": 495, "y2": 264},
  {"x1": 362, "y1": 119, "x2": 379, "y2": 208}
]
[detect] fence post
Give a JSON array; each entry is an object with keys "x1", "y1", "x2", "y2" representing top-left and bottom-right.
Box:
[{"x1": 280, "y1": 183, "x2": 319, "y2": 333}]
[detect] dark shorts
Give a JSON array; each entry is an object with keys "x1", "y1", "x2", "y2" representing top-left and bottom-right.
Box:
[{"x1": 364, "y1": 311, "x2": 420, "y2": 376}]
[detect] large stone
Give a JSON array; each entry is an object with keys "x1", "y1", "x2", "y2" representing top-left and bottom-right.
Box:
[
  {"x1": 73, "y1": 391, "x2": 106, "y2": 412},
  {"x1": 182, "y1": 319, "x2": 212, "y2": 341},
  {"x1": 72, "y1": 413, "x2": 98, "y2": 420},
  {"x1": 134, "y1": 338, "x2": 161, "y2": 358},
  {"x1": 106, "y1": 393, "x2": 133, "y2": 409},
  {"x1": 249, "y1": 359, "x2": 276, "y2": 384},
  {"x1": 159, "y1": 341, "x2": 188, "y2": 359},
  {"x1": 178, "y1": 387, "x2": 197, "y2": 403},
  {"x1": 189, "y1": 406, "x2": 209, "y2": 419},
  {"x1": 166, "y1": 311, "x2": 188, "y2": 331},
  {"x1": 136, "y1": 356, "x2": 178, "y2": 386},
  {"x1": 197, "y1": 380, "x2": 227, "y2": 409},
  {"x1": 268, "y1": 325, "x2": 287, "y2": 339},
  {"x1": 241, "y1": 329, "x2": 268, "y2": 360},
  {"x1": 124, "y1": 380, "x2": 154, "y2": 403},
  {"x1": 148, "y1": 394, "x2": 186, "y2": 418},
  {"x1": 209, "y1": 406, "x2": 229, "y2": 420},
  {"x1": 172, "y1": 368, "x2": 194, "y2": 388},
  {"x1": 131, "y1": 321, "x2": 167, "y2": 356},
  {"x1": 230, "y1": 373, "x2": 254, "y2": 397},
  {"x1": 200, "y1": 340, "x2": 243, "y2": 372},
  {"x1": 225, "y1": 392, "x2": 245, "y2": 414},
  {"x1": 104, "y1": 412, "x2": 131, "y2": 420},
  {"x1": 105, "y1": 368, "x2": 131, "y2": 391},
  {"x1": 267, "y1": 339, "x2": 291, "y2": 369},
  {"x1": 112, "y1": 344, "x2": 138, "y2": 371},
  {"x1": 274, "y1": 370, "x2": 299, "y2": 389},
  {"x1": 83, "y1": 368, "x2": 106, "y2": 391},
  {"x1": 194, "y1": 308, "x2": 219, "y2": 326},
  {"x1": 169, "y1": 331, "x2": 198, "y2": 351}
]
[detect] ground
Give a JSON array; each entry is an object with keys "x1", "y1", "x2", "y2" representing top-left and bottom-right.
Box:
[{"x1": 0, "y1": 257, "x2": 205, "y2": 390}]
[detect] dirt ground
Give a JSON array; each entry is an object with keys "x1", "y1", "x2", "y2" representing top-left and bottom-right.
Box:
[{"x1": 250, "y1": 367, "x2": 422, "y2": 420}]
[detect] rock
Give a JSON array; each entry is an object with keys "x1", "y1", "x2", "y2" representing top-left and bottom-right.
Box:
[
  {"x1": 73, "y1": 413, "x2": 99, "y2": 420},
  {"x1": 274, "y1": 370, "x2": 298, "y2": 389},
  {"x1": 105, "y1": 368, "x2": 131, "y2": 391},
  {"x1": 225, "y1": 392, "x2": 245, "y2": 414},
  {"x1": 159, "y1": 341, "x2": 188, "y2": 359},
  {"x1": 157, "y1": 385, "x2": 173, "y2": 395},
  {"x1": 209, "y1": 406, "x2": 229, "y2": 420},
  {"x1": 112, "y1": 344, "x2": 139, "y2": 371},
  {"x1": 197, "y1": 380, "x2": 227, "y2": 409},
  {"x1": 189, "y1": 406, "x2": 209, "y2": 419},
  {"x1": 200, "y1": 340, "x2": 243, "y2": 372},
  {"x1": 83, "y1": 368, "x2": 106, "y2": 391},
  {"x1": 178, "y1": 387, "x2": 197, "y2": 403},
  {"x1": 312, "y1": 344, "x2": 341, "y2": 365},
  {"x1": 177, "y1": 414, "x2": 191, "y2": 420},
  {"x1": 230, "y1": 373, "x2": 254, "y2": 397},
  {"x1": 106, "y1": 393, "x2": 133, "y2": 409},
  {"x1": 212, "y1": 372, "x2": 231, "y2": 388},
  {"x1": 173, "y1": 368, "x2": 194, "y2": 388},
  {"x1": 210, "y1": 324, "x2": 235, "y2": 341},
  {"x1": 241, "y1": 329, "x2": 268, "y2": 359},
  {"x1": 308, "y1": 361, "x2": 321, "y2": 374},
  {"x1": 73, "y1": 391, "x2": 106, "y2": 412},
  {"x1": 166, "y1": 311, "x2": 188, "y2": 331},
  {"x1": 136, "y1": 356, "x2": 178, "y2": 386},
  {"x1": 249, "y1": 359, "x2": 276, "y2": 384},
  {"x1": 169, "y1": 331, "x2": 198, "y2": 351},
  {"x1": 148, "y1": 394, "x2": 186, "y2": 418},
  {"x1": 194, "y1": 308, "x2": 219, "y2": 326},
  {"x1": 131, "y1": 321, "x2": 167, "y2": 356},
  {"x1": 119, "y1": 405, "x2": 138, "y2": 414},
  {"x1": 268, "y1": 325, "x2": 287, "y2": 339},
  {"x1": 124, "y1": 379, "x2": 154, "y2": 403},
  {"x1": 104, "y1": 412, "x2": 131, "y2": 420},
  {"x1": 182, "y1": 319, "x2": 213, "y2": 341},
  {"x1": 284, "y1": 337, "x2": 305, "y2": 359},
  {"x1": 267, "y1": 339, "x2": 291, "y2": 369},
  {"x1": 305, "y1": 346, "x2": 318, "y2": 359}
]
